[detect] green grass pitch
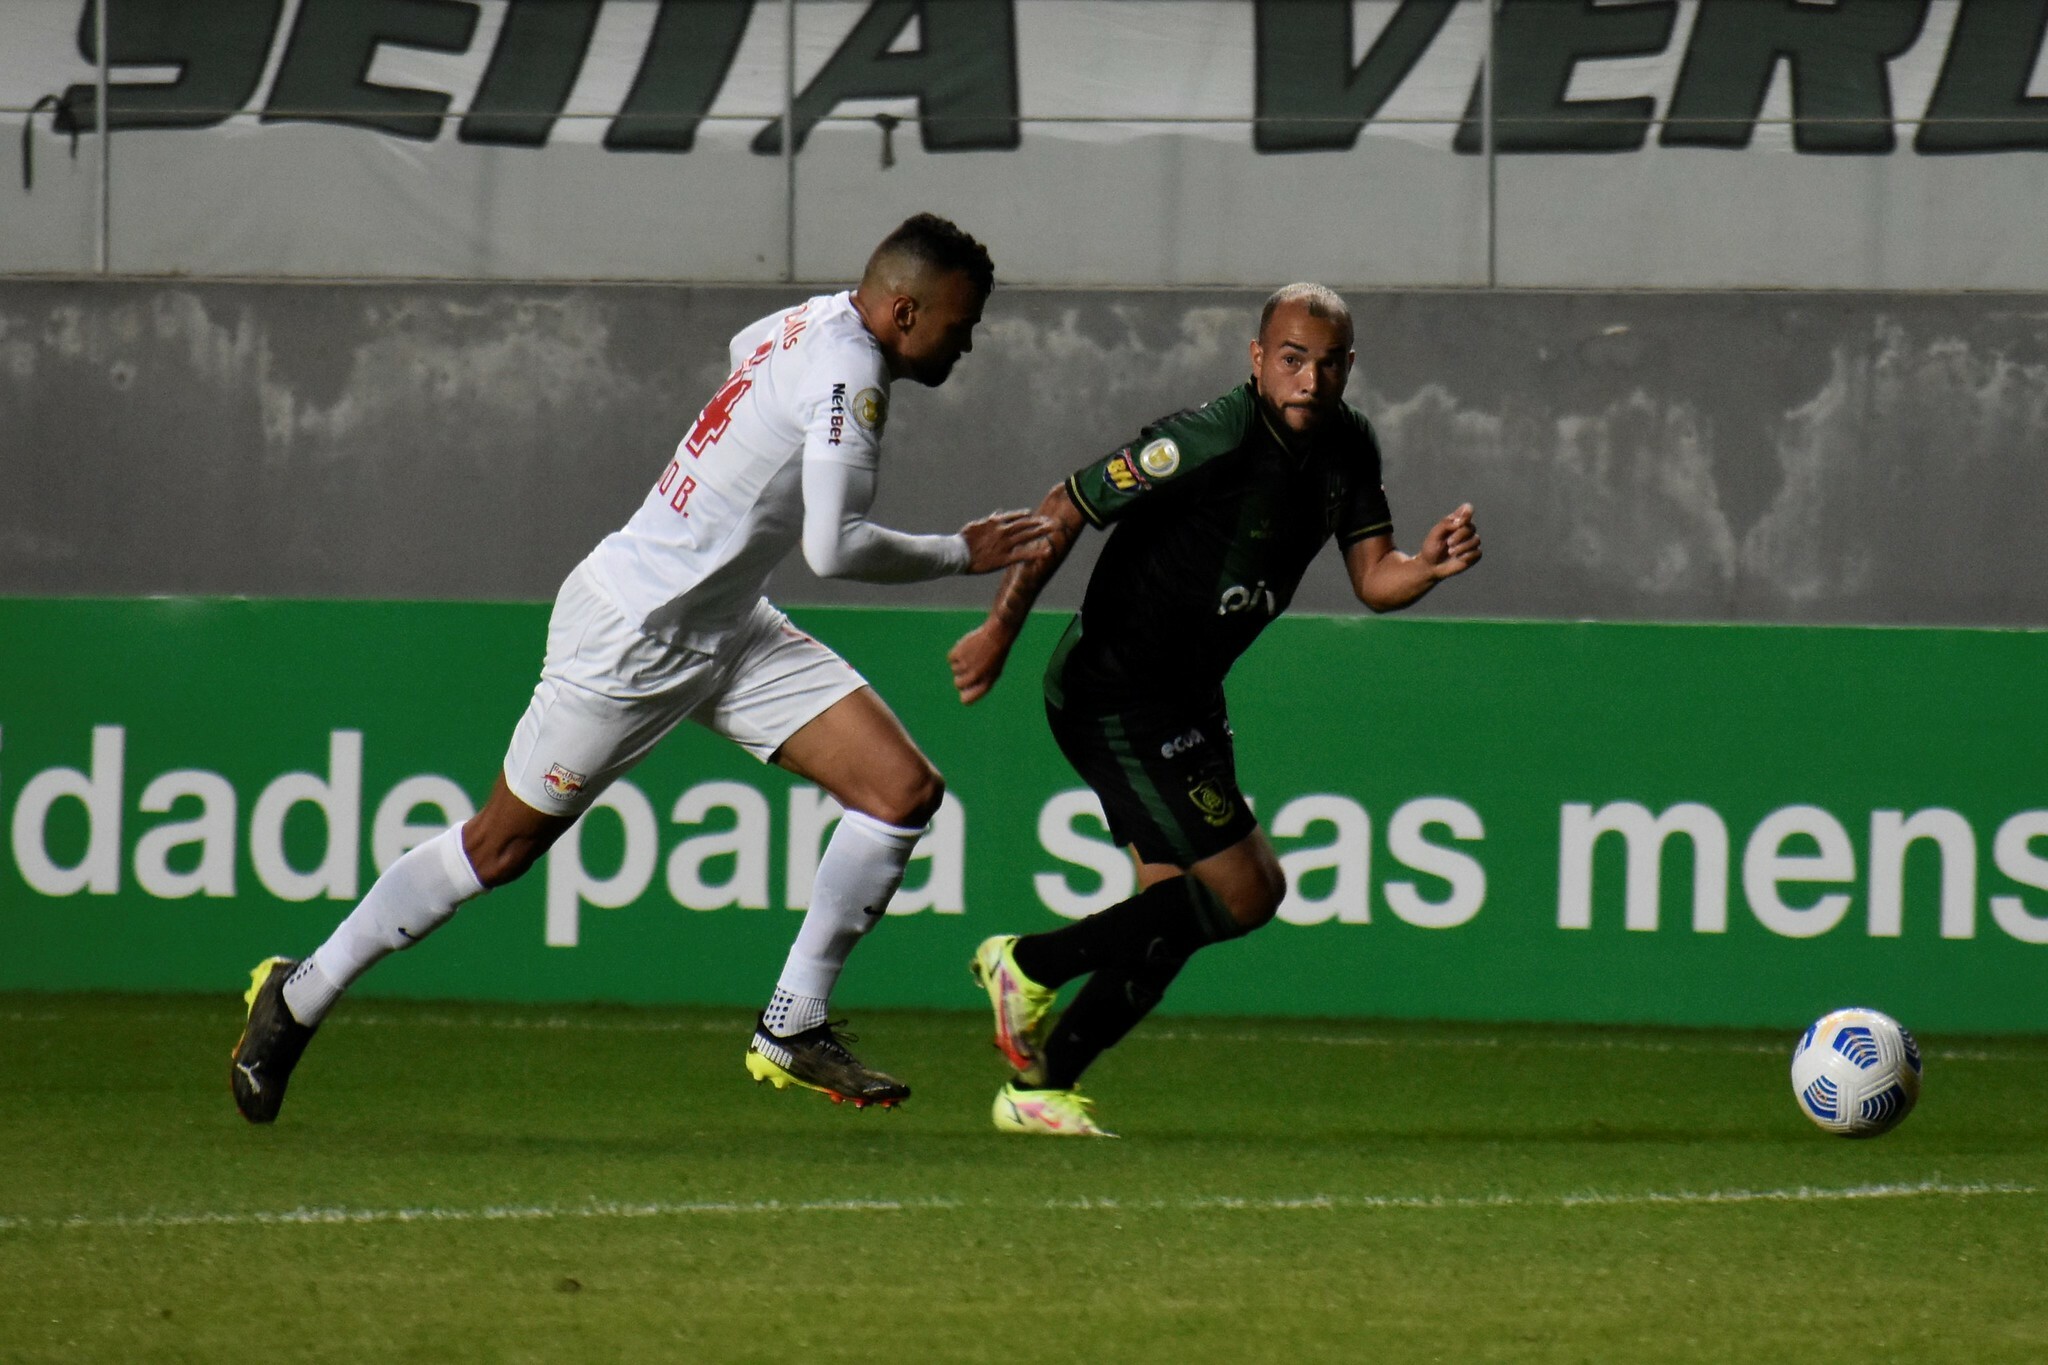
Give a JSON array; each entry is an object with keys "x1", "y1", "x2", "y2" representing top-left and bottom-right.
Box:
[{"x1": 3, "y1": 994, "x2": 2044, "y2": 1363}]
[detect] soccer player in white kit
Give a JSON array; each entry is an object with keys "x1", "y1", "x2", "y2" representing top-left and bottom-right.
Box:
[{"x1": 231, "y1": 214, "x2": 1049, "y2": 1121}]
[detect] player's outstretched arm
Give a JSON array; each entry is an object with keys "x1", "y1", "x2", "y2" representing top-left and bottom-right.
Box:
[
  {"x1": 960, "y1": 508, "x2": 1057, "y2": 574},
  {"x1": 1345, "y1": 502, "x2": 1482, "y2": 613},
  {"x1": 800, "y1": 457, "x2": 1050, "y2": 584},
  {"x1": 949, "y1": 483, "x2": 1087, "y2": 704}
]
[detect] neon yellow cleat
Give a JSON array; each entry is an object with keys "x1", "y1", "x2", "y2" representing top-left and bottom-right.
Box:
[
  {"x1": 970, "y1": 935, "x2": 1057, "y2": 1076},
  {"x1": 992, "y1": 1081, "x2": 1117, "y2": 1137}
]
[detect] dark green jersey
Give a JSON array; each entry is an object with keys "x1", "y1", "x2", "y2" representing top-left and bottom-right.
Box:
[{"x1": 1047, "y1": 380, "x2": 1393, "y2": 716}]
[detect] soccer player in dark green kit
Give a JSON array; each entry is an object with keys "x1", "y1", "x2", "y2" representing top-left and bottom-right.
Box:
[{"x1": 948, "y1": 284, "x2": 1483, "y2": 1136}]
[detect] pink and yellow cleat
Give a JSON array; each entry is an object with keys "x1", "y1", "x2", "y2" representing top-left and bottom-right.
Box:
[
  {"x1": 992, "y1": 1081, "x2": 1116, "y2": 1138},
  {"x1": 970, "y1": 935, "x2": 1057, "y2": 1075}
]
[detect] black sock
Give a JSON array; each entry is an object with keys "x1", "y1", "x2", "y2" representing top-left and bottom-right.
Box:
[
  {"x1": 1011, "y1": 877, "x2": 1244, "y2": 989},
  {"x1": 1039, "y1": 955, "x2": 1186, "y2": 1090}
]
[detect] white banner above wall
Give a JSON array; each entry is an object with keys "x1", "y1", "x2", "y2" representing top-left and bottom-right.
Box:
[{"x1": 6, "y1": 0, "x2": 2048, "y2": 286}]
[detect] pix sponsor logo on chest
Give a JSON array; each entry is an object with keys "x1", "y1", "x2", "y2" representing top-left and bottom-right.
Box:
[{"x1": 1217, "y1": 580, "x2": 1277, "y2": 617}]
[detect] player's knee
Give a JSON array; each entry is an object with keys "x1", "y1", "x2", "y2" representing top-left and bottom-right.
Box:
[
  {"x1": 464, "y1": 842, "x2": 534, "y2": 889},
  {"x1": 476, "y1": 849, "x2": 538, "y2": 889},
  {"x1": 866, "y1": 761, "x2": 945, "y2": 829},
  {"x1": 1224, "y1": 855, "x2": 1287, "y2": 930},
  {"x1": 1225, "y1": 889, "x2": 1281, "y2": 931},
  {"x1": 462, "y1": 825, "x2": 544, "y2": 889}
]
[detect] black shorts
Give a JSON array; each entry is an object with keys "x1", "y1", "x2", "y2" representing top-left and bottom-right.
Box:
[{"x1": 1045, "y1": 697, "x2": 1259, "y2": 867}]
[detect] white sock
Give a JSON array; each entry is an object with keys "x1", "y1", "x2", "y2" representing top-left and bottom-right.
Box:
[
  {"x1": 764, "y1": 986, "x2": 827, "y2": 1036},
  {"x1": 283, "y1": 826, "x2": 486, "y2": 1026},
  {"x1": 767, "y1": 810, "x2": 922, "y2": 1034}
]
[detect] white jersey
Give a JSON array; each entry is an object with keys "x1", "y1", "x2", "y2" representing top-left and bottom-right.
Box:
[{"x1": 582, "y1": 290, "x2": 967, "y2": 652}]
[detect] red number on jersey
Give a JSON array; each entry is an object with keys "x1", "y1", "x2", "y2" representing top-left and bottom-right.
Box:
[{"x1": 685, "y1": 340, "x2": 774, "y2": 457}]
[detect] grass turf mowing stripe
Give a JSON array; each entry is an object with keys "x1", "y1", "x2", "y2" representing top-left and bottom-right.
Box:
[{"x1": 5, "y1": 1180, "x2": 2032, "y2": 1234}]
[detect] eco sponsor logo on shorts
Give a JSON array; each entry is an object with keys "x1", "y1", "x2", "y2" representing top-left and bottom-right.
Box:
[
  {"x1": 1159, "y1": 726, "x2": 1205, "y2": 759},
  {"x1": 1187, "y1": 778, "x2": 1236, "y2": 827},
  {"x1": 851, "y1": 387, "x2": 887, "y2": 434},
  {"x1": 1138, "y1": 438, "x2": 1180, "y2": 479},
  {"x1": 541, "y1": 763, "x2": 588, "y2": 803}
]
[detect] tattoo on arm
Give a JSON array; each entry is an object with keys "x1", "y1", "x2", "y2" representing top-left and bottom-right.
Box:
[{"x1": 991, "y1": 485, "x2": 1086, "y2": 630}]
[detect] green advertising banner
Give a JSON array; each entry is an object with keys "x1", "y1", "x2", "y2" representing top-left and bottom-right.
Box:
[{"x1": 2, "y1": 598, "x2": 2044, "y2": 1032}]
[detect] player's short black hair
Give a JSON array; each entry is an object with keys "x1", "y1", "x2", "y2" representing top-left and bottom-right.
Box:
[
  {"x1": 1259, "y1": 282, "x2": 1352, "y2": 342},
  {"x1": 869, "y1": 212, "x2": 995, "y2": 298}
]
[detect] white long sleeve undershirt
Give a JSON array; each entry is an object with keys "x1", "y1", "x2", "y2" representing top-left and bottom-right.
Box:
[{"x1": 800, "y1": 455, "x2": 970, "y2": 582}]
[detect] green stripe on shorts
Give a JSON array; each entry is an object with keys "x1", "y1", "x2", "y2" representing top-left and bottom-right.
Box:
[{"x1": 1101, "y1": 713, "x2": 1197, "y2": 864}]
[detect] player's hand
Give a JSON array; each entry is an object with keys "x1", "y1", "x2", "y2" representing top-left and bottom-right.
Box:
[
  {"x1": 1419, "y1": 503, "x2": 1482, "y2": 579},
  {"x1": 960, "y1": 509, "x2": 1055, "y2": 574},
  {"x1": 949, "y1": 620, "x2": 1013, "y2": 705}
]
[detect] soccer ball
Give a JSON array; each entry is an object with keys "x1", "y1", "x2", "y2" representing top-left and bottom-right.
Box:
[{"x1": 1790, "y1": 1007, "x2": 1922, "y2": 1137}]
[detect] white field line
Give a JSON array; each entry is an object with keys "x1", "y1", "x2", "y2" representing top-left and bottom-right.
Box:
[
  {"x1": 0, "y1": 1181, "x2": 2033, "y2": 1235},
  {"x1": 1135, "y1": 1029, "x2": 2031, "y2": 1064},
  {"x1": 3, "y1": 1011, "x2": 2035, "y2": 1063},
  {"x1": 0, "y1": 1197, "x2": 960, "y2": 1233},
  {"x1": 1091, "y1": 1180, "x2": 2043, "y2": 1214}
]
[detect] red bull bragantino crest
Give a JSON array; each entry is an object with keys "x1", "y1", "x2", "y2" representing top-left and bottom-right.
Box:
[{"x1": 541, "y1": 763, "x2": 587, "y2": 803}]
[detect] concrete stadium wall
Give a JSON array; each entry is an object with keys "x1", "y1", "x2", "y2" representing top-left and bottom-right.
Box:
[
  {"x1": 15, "y1": 0, "x2": 2048, "y2": 292},
  {"x1": 4, "y1": 279, "x2": 2045, "y2": 627}
]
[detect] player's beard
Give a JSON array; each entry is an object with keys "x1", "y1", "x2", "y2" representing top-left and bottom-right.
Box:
[
  {"x1": 1280, "y1": 403, "x2": 1330, "y2": 433},
  {"x1": 1255, "y1": 385, "x2": 1329, "y2": 435}
]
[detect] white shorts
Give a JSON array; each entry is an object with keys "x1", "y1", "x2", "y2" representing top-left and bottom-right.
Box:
[{"x1": 502, "y1": 565, "x2": 867, "y2": 816}]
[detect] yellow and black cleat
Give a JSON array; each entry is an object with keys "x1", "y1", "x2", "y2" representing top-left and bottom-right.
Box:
[
  {"x1": 230, "y1": 956, "x2": 318, "y2": 1124},
  {"x1": 744, "y1": 1016, "x2": 908, "y2": 1109}
]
